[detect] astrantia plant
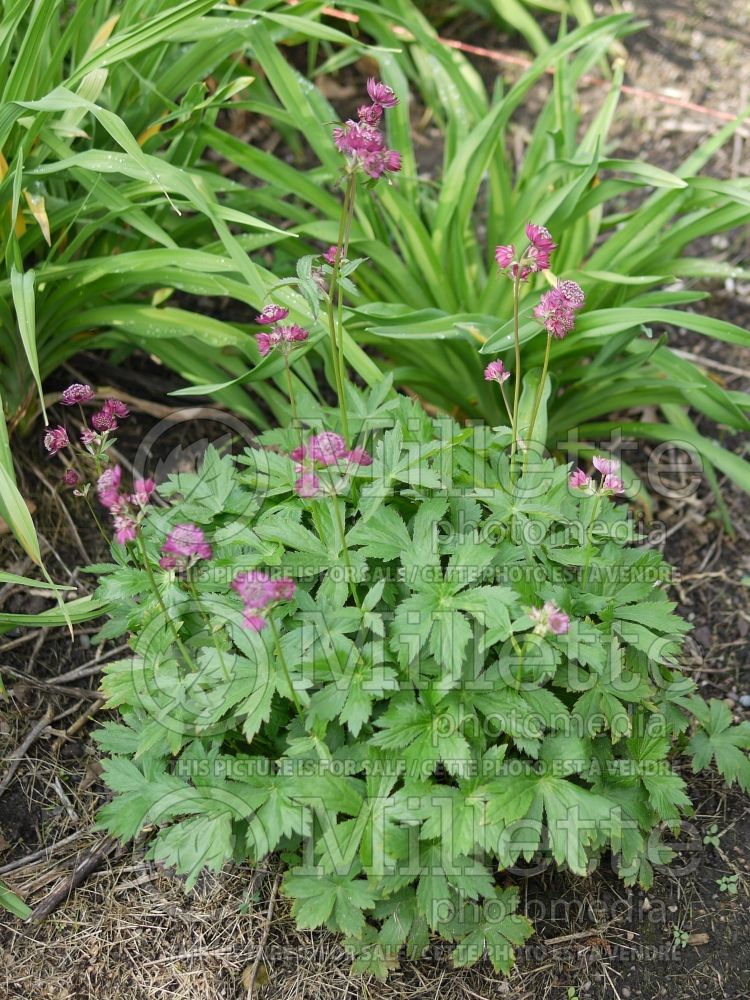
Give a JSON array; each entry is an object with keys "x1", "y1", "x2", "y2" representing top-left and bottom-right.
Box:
[{"x1": 50, "y1": 218, "x2": 750, "y2": 976}]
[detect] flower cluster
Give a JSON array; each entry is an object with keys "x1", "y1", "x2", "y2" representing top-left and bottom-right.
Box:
[
  {"x1": 533, "y1": 279, "x2": 585, "y2": 339},
  {"x1": 484, "y1": 360, "x2": 511, "y2": 384},
  {"x1": 290, "y1": 431, "x2": 372, "y2": 498},
  {"x1": 570, "y1": 455, "x2": 625, "y2": 496},
  {"x1": 333, "y1": 78, "x2": 402, "y2": 180},
  {"x1": 232, "y1": 570, "x2": 296, "y2": 632},
  {"x1": 255, "y1": 304, "x2": 309, "y2": 358},
  {"x1": 159, "y1": 523, "x2": 212, "y2": 571},
  {"x1": 528, "y1": 601, "x2": 570, "y2": 637},
  {"x1": 496, "y1": 223, "x2": 557, "y2": 281},
  {"x1": 96, "y1": 465, "x2": 156, "y2": 544},
  {"x1": 43, "y1": 384, "x2": 131, "y2": 494}
]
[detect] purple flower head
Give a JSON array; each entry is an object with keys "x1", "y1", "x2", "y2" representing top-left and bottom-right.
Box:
[
  {"x1": 358, "y1": 103, "x2": 383, "y2": 125},
  {"x1": 295, "y1": 472, "x2": 322, "y2": 498},
  {"x1": 529, "y1": 601, "x2": 570, "y2": 637},
  {"x1": 159, "y1": 556, "x2": 178, "y2": 571},
  {"x1": 324, "y1": 245, "x2": 342, "y2": 266},
  {"x1": 343, "y1": 447, "x2": 373, "y2": 468},
  {"x1": 96, "y1": 465, "x2": 123, "y2": 510},
  {"x1": 43, "y1": 425, "x2": 69, "y2": 455},
  {"x1": 558, "y1": 279, "x2": 585, "y2": 309},
  {"x1": 256, "y1": 332, "x2": 273, "y2": 357},
  {"x1": 279, "y1": 324, "x2": 309, "y2": 344},
  {"x1": 232, "y1": 570, "x2": 275, "y2": 608},
  {"x1": 495, "y1": 244, "x2": 516, "y2": 270},
  {"x1": 534, "y1": 286, "x2": 578, "y2": 339},
  {"x1": 569, "y1": 468, "x2": 593, "y2": 492},
  {"x1": 484, "y1": 360, "x2": 510, "y2": 384},
  {"x1": 525, "y1": 223, "x2": 557, "y2": 272},
  {"x1": 62, "y1": 469, "x2": 80, "y2": 488},
  {"x1": 60, "y1": 383, "x2": 94, "y2": 406},
  {"x1": 162, "y1": 523, "x2": 212, "y2": 561},
  {"x1": 592, "y1": 455, "x2": 619, "y2": 476},
  {"x1": 131, "y1": 478, "x2": 156, "y2": 507},
  {"x1": 367, "y1": 78, "x2": 398, "y2": 109},
  {"x1": 602, "y1": 473, "x2": 625, "y2": 495},
  {"x1": 334, "y1": 119, "x2": 384, "y2": 156},
  {"x1": 243, "y1": 611, "x2": 268, "y2": 633},
  {"x1": 91, "y1": 409, "x2": 118, "y2": 433},
  {"x1": 270, "y1": 577, "x2": 296, "y2": 601},
  {"x1": 362, "y1": 149, "x2": 401, "y2": 179},
  {"x1": 103, "y1": 398, "x2": 129, "y2": 420},
  {"x1": 81, "y1": 429, "x2": 99, "y2": 446},
  {"x1": 307, "y1": 431, "x2": 348, "y2": 466},
  {"x1": 113, "y1": 515, "x2": 137, "y2": 545},
  {"x1": 257, "y1": 304, "x2": 289, "y2": 325}
]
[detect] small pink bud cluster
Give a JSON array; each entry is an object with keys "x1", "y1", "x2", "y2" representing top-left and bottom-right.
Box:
[
  {"x1": 90, "y1": 398, "x2": 129, "y2": 433},
  {"x1": 323, "y1": 245, "x2": 342, "y2": 267},
  {"x1": 96, "y1": 465, "x2": 156, "y2": 544},
  {"x1": 529, "y1": 601, "x2": 570, "y2": 637},
  {"x1": 533, "y1": 280, "x2": 585, "y2": 339},
  {"x1": 496, "y1": 223, "x2": 557, "y2": 281},
  {"x1": 290, "y1": 431, "x2": 372, "y2": 498},
  {"x1": 569, "y1": 455, "x2": 625, "y2": 496},
  {"x1": 255, "y1": 304, "x2": 308, "y2": 358},
  {"x1": 231, "y1": 570, "x2": 296, "y2": 632},
  {"x1": 159, "y1": 523, "x2": 212, "y2": 571},
  {"x1": 484, "y1": 360, "x2": 511, "y2": 384},
  {"x1": 333, "y1": 78, "x2": 402, "y2": 180}
]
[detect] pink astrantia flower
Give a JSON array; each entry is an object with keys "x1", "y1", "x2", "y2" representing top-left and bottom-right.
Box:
[
  {"x1": 602, "y1": 473, "x2": 625, "y2": 495},
  {"x1": 96, "y1": 465, "x2": 123, "y2": 510},
  {"x1": 43, "y1": 425, "x2": 69, "y2": 455},
  {"x1": 257, "y1": 304, "x2": 289, "y2": 325},
  {"x1": 592, "y1": 455, "x2": 619, "y2": 476},
  {"x1": 292, "y1": 432, "x2": 347, "y2": 467},
  {"x1": 62, "y1": 469, "x2": 80, "y2": 487},
  {"x1": 569, "y1": 468, "x2": 593, "y2": 492},
  {"x1": 81, "y1": 429, "x2": 98, "y2": 446},
  {"x1": 162, "y1": 523, "x2": 212, "y2": 561},
  {"x1": 529, "y1": 601, "x2": 570, "y2": 637},
  {"x1": 131, "y1": 478, "x2": 156, "y2": 507},
  {"x1": 484, "y1": 360, "x2": 511, "y2": 384},
  {"x1": 362, "y1": 149, "x2": 402, "y2": 179},
  {"x1": 91, "y1": 409, "x2": 118, "y2": 433},
  {"x1": 558, "y1": 279, "x2": 585, "y2": 309},
  {"x1": 113, "y1": 515, "x2": 137, "y2": 545},
  {"x1": 103, "y1": 398, "x2": 129, "y2": 420},
  {"x1": 324, "y1": 245, "x2": 341, "y2": 266},
  {"x1": 256, "y1": 332, "x2": 272, "y2": 357},
  {"x1": 243, "y1": 611, "x2": 268, "y2": 632},
  {"x1": 232, "y1": 571, "x2": 276, "y2": 607},
  {"x1": 343, "y1": 447, "x2": 373, "y2": 468},
  {"x1": 271, "y1": 578, "x2": 297, "y2": 601},
  {"x1": 367, "y1": 78, "x2": 398, "y2": 109},
  {"x1": 525, "y1": 223, "x2": 557, "y2": 272},
  {"x1": 295, "y1": 471, "x2": 322, "y2": 498},
  {"x1": 495, "y1": 244, "x2": 516, "y2": 270},
  {"x1": 358, "y1": 103, "x2": 383, "y2": 125},
  {"x1": 60, "y1": 383, "x2": 95, "y2": 406},
  {"x1": 533, "y1": 280, "x2": 585, "y2": 339}
]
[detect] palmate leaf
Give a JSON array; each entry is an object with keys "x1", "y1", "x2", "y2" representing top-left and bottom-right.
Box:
[
  {"x1": 688, "y1": 699, "x2": 750, "y2": 793},
  {"x1": 284, "y1": 866, "x2": 377, "y2": 938},
  {"x1": 450, "y1": 889, "x2": 534, "y2": 974}
]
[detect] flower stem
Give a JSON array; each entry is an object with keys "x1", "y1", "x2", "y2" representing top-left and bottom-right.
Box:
[
  {"x1": 269, "y1": 615, "x2": 306, "y2": 727},
  {"x1": 498, "y1": 382, "x2": 514, "y2": 428},
  {"x1": 326, "y1": 172, "x2": 356, "y2": 444},
  {"x1": 581, "y1": 493, "x2": 602, "y2": 590},
  {"x1": 523, "y1": 334, "x2": 552, "y2": 476},
  {"x1": 331, "y1": 492, "x2": 361, "y2": 609},
  {"x1": 510, "y1": 277, "x2": 522, "y2": 467},
  {"x1": 135, "y1": 532, "x2": 194, "y2": 673}
]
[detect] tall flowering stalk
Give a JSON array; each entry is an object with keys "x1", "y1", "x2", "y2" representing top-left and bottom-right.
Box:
[
  {"x1": 330, "y1": 78, "x2": 401, "y2": 442},
  {"x1": 495, "y1": 224, "x2": 556, "y2": 463}
]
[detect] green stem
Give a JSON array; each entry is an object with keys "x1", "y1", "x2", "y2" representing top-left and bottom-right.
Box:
[
  {"x1": 269, "y1": 615, "x2": 306, "y2": 727},
  {"x1": 186, "y1": 574, "x2": 230, "y2": 681},
  {"x1": 510, "y1": 277, "x2": 522, "y2": 467},
  {"x1": 581, "y1": 494, "x2": 602, "y2": 590},
  {"x1": 136, "y1": 532, "x2": 194, "y2": 673},
  {"x1": 331, "y1": 492, "x2": 361, "y2": 609},
  {"x1": 523, "y1": 334, "x2": 552, "y2": 476},
  {"x1": 326, "y1": 172, "x2": 356, "y2": 443},
  {"x1": 498, "y1": 381, "x2": 514, "y2": 428},
  {"x1": 283, "y1": 353, "x2": 300, "y2": 436}
]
